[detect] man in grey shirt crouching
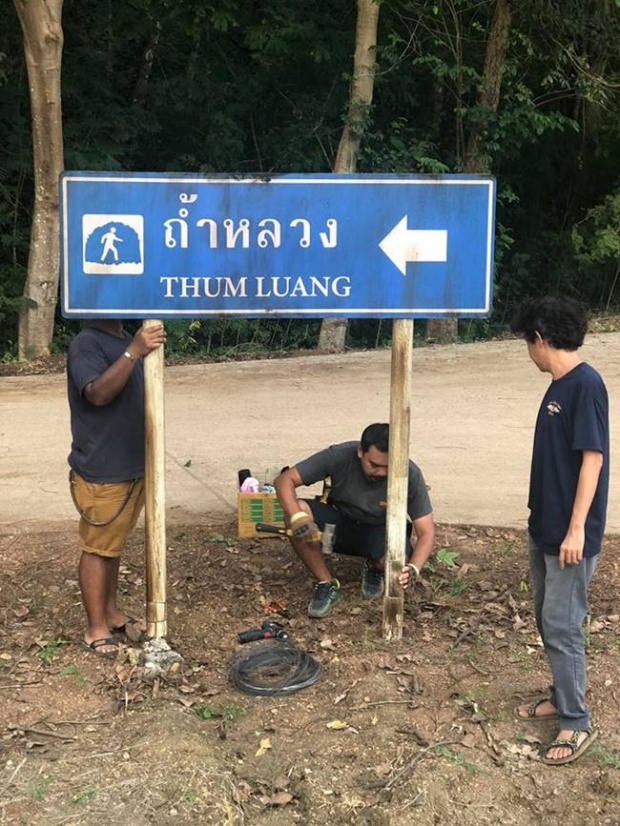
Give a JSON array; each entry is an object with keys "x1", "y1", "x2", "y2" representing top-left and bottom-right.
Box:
[{"x1": 274, "y1": 422, "x2": 435, "y2": 618}]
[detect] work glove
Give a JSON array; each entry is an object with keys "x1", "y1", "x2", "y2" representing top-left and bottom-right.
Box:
[{"x1": 289, "y1": 511, "x2": 321, "y2": 544}]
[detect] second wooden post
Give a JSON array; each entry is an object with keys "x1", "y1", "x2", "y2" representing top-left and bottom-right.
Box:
[
  {"x1": 143, "y1": 318, "x2": 167, "y2": 639},
  {"x1": 382, "y1": 318, "x2": 413, "y2": 641}
]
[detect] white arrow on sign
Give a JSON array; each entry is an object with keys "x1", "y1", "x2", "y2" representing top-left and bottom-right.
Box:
[{"x1": 378, "y1": 216, "x2": 448, "y2": 275}]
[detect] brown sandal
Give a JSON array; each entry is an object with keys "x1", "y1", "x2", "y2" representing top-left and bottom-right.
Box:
[
  {"x1": 513, "y1": 698, "x2": 557, "y2": 722},
  {"x1": 542, "y1": 729, "x2": 598, "y2": 765},
  {"x1": 79, "y1": 637, "x2": 121, "y2": 660}
]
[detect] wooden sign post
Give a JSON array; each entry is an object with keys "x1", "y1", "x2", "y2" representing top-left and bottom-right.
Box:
[
  {"x1": 382, "y1": 319, "x2": 414, "y2": 640},
  {"x1": 143, "y1": 319, "x2": 168, "y2": 639}
]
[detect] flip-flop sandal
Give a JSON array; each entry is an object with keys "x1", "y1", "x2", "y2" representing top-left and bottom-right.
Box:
[
  {"x1": 542, "y1": 729, "x2": 598, "y2": 765},
  {"x1": 79, "y1": 637, "x2": 121, "y2": 660},
  {"x1": 110, "y1": 616, "x2": 146, "y2": 642},
  {"x1": 513, "y1": 698, "x2": 557, "y2": 722}
]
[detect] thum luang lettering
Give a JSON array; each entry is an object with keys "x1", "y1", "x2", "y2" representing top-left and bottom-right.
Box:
[{"x1": 160, "y1": 275, "x2": 352, "y2": 299}]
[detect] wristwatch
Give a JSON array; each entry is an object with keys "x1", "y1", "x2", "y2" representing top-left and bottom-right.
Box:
[{"x1": 123, "y1": 350, "x2": 137, "y2": 362}]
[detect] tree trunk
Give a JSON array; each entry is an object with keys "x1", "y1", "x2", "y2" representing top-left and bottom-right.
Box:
[
  {"x1": 428, "y1": 0, "x2": 511, "y2": 346},
  {"x1": 13, "y1": 0, "x2": 64, "y2": 360},
  {"x1": 318, "y1": 0, "x2": 379, "y2": 353},
  {"x1": 464, "y1": 0, "x2": 512, "y2": 174},
  {"x1": 333, "y1": 0, "x2": 380, "y2": 174},
  {"x1": 132, "y1": 21, "x2": 161, "y2": 107},
  {"x1": 425, "y1": 317, "x2": 458, "y2": 343}
]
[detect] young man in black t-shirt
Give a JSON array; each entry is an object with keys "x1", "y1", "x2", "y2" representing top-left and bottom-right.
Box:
[{"x1": 510, "y1": 297, "x2": 609, "y2": 765}]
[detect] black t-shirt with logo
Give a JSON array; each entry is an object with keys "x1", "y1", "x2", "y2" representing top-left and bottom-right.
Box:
[{"x1": 529, "y1": 362, "x2": 609, "y2": 557}]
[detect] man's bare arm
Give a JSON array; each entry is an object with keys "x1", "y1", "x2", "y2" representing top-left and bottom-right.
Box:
[
  {"x1": 85, "y1": 324, "x2": 166, "y2": 406},
  {"x1": 559, "y1": 450, "x2": 604, "y2": 569},
  {"x1": 274, "y1": 466, "x2": 308, "y2": 523}
]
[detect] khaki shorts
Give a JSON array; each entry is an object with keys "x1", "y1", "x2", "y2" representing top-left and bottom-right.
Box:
[{"x1": 70, "y1": 471, "x2": 145, "y2": 558}]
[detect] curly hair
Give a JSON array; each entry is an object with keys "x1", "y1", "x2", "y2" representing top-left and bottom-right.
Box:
[{"x1": 509, "y1": 297, "x2": 587, "y2": 351}]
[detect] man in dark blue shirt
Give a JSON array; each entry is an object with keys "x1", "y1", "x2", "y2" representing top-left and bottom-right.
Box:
[
  {"x1": 510, "y1": 297, "x2": 609, "y2": 765},
  {"x1": 67, "y1": 320, "x2": 166, "y2": 659}
]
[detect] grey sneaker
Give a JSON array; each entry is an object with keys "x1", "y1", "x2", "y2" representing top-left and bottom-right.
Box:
[
  {"x1": 308, "y1": 579, "x2": 342, "y2": 618},
  {"x1": 361, "y1": 561, "x2": 384, "y2": 598}
]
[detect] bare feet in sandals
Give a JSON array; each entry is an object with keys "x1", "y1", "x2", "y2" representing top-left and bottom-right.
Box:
[
  {"x1": 514, "y1": 698, "x2": 557, "y2": 721},
  {"x1": 109, "y1": 615, "x2": 147, "y2": 642},
  {"x1": 542, "y1": 729, "x2": 598, "y2": 765},
  {"x1": 79, "y1": 637, "x2": 121, "y2": 660}
]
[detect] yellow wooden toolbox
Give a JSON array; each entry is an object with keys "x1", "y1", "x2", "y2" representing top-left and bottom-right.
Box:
[{"x1": 237, "y1": 492, "x2": 285, "y2": 538}]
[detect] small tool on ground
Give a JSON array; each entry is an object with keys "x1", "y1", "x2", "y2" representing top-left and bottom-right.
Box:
[
  {"x1": 238, "y1": 620, "x2": 289, "y2": 644},
  {"x1": 259, "y1": 596, "x2": 290, "y2": 618}
]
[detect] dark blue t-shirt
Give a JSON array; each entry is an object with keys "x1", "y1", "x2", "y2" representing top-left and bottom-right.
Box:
[
  {"x1": 528, "y1": 362, "x2": 609, "y2": 557},
  {"x1": 67, "y1": 326, "x2": 145, "y2": 483}
]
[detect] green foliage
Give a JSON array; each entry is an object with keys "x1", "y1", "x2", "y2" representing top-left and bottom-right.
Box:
[
  {"x1": 361, "y1": 118, "x2": 450, "y2": 174},
  {"x1": 72, "y1": 787, "x2": 98, "y2": 804},
  {"x1": 0, "y1": 32, "x2": 31, "y2": 357},
  {"x1": 194, "y1": 702, "x2": 243, "y2": 721},
  {"x1": 572, "y1": 191, "x2": 620, "y2": 309},
  {"x1": 510, "y1": 649, "x2": 533, "y2": 672},
  {"x1": 29, "y1": 779, "x2": 50, "y2": 800},
  {"x1": 3, "y1": 0, "x2": 620, "y2": 358},
  {"x1": 593, "y1": 742, "x2": 620, "y2": 769},
  {"x1": 424, "y1": 548, "x2": 459, "y2": 574},
  {"x1": 60, "y1": 664, "x2": 87, "y2": 686},
  {"x1": 205, "y1": 531, "x2": 235, "y2": 547},
  {"x1": 163, "y1": 318, "x2": 323, "y2": 357},
  {"x1": 494, "y1": 541, "x2": 515, "y2": 557},
  {"x1": 436, "y1": 549, "x2": 460, "y2": 569},
  {"x1": 36, "y1": 638, "x2": 65, "y2": 665},
  {"x1": 434, "y1": 745, "x2": 480, "y2": 775},
  {"x1": 51, "y1": 318, "x2": 83, "y2": 354},
  {"x1": 424, "y1": 548, "x2": 465, "y2": 600}
]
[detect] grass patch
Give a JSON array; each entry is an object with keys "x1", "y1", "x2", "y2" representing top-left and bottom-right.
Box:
[
  {"x1": 434, "y1": 745, "x2": 480, "y2": 774},
  {"x1": 593, "y1": 742, "x2": 620, "y2": 769},
  {"x1": 194, "y1": 702, "x2": 244, "y2": 721},
  {"x1": 72, "y1": 786, "x2": 99, "y2": 804},
  {"x1": 60, "y1": 663, "x2": 86, "y2": 685},
  {"x1": 36, "y1": 638, "x2": 65, "y2": 665}
]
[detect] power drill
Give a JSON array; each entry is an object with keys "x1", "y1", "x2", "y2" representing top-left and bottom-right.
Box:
[{"x1": 237, "y1": 620, "x2": 289, "y2": 644}]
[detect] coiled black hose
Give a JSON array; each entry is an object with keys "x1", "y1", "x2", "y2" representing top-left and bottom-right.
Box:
[{"x1": 229, "y1": 639, "x2": 322, "y2": 696}]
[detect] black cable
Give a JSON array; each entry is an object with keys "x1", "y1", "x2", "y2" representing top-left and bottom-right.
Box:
[{"x1": 229, "y1": 639, "x2": 322, "y2": 696}]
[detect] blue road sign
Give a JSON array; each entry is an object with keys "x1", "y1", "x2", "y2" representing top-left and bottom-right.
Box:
[{"x1": 60, "y1": 173, "x2": 496, "y2": 319}]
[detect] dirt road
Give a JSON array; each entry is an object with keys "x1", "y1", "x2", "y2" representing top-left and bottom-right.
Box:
[
  {"x1": 2, "y1": 336, "x2": 620, "y2": 826},
  {"x1": 1, "y1": 334, "x2": 619, "y2": 533}
]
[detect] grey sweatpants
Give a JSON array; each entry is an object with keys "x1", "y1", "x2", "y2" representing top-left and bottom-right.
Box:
[{"x1": 528, "y1": 536, "x2": 598, "y2": 731}]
